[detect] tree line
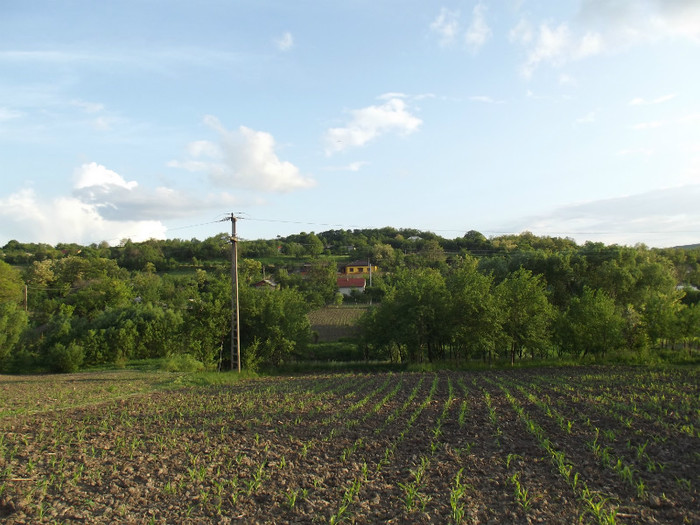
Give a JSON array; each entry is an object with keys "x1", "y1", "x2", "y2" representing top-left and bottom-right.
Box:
[{"x1": 0, "y1": 230, "x2": 698, "y2": 372}]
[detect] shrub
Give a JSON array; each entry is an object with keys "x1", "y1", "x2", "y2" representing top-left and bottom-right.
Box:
[
  {"x1": 48, "y1": 342, "x2": 85, "y2": 373},
  {"x1": 161, "y1": 354, "x2": 205, "y2": 373}
]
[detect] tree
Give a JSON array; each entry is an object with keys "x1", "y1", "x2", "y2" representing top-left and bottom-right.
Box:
[
  {"x1": 298, "y1": 261, "x2": 338, "y2": 307},
  {"x1": 677, "y1": 303, "x2": 700, "y2": 353},
  {"x1": 0, "y1": 260, "x2": 24, "y2": 304},
  {"x1": 304, "y1": 233, "x2": 325, "y2": 257},
  {"x1": 362, "y1": 268, "x2": 449, "y2": 363},
  {"x1": 643, "y1": 290, "x2": 684, "y2": 349},
  {"x1": 496, "y1": 268, "x2": 554, "y2": 364},
  {"x1": 182, "y1": 271, "x2": 231, "y2": 367},
  {"x1": 447, "y1": 257, "x2": 503, "y2": 363},
  {"x1": 239, "y1": 286, "x2": 311, "y2": 368},
  {"x1": 560, "y1": 287, "x2": 624, "y2": 358},
  {"x1": 0, "y1": 303, "x2": 28, "y2": 368},
  {"x1": 419, "y1": 239, "x2": 447, "y2": 268}
]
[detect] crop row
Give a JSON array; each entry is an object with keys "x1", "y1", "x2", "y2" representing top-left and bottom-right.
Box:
[{"x1": 0, "y1": 367, "x2": 697, "y2": 524}]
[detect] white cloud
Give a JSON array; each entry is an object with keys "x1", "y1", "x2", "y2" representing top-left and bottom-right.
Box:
[
  {"x1": 577, "y1": 31, "x2": 604, "y2": 57},
  {"x1": 430, "y1": 8, "x2": 461, "y2": 46},
  {"x1": 509, "y1": 18, "x2": 534, "y2": 44},
  {"x1": 170, "y1": 116, "x2": 314, "y2": 192},
  {"x1": 465, "y1": 3, "x2": 492, "y2": 53},
  {"x1": 378, "y1": 92, "x2": 408, "y2": 100},
  {"x1": 516, "y1": 22, "x2": 577, "y2": 76},
  {"x1": 511, "y1": 1, "x2": 700, "y2": 76},
  {"x1": 578, "y1": 0, "x2": 700, "y2": 43},
  {"x1": 323, "y1": 161, "x2": 369, "y2": 172},
  {"x1": 74, "y1": 162, "x2": 138, "y2": 191},
  {"x1": 71, "y1": 162, "x2": 240, "y2": 222},
  {"x1": 275, "y1": 32, "x2": 294, "y2": 52},
  {"x1": 632, "y1": 121, "x2": 664, "y2": 130},
  {"x1": 0, "y1": 107, "x2": 24, "y2": 121},
  {"x1": 617, "y1": 148, "x2": 655, "y2": 157},
  {"x1": 70, "y1": 99, "x2": 105, "y2": 113},
  {"x1": 324, "y1": 98, "x2": 422, "y2": 155},
  {"x1": 0, "y1": 188, "x2": 168, "y2": 245},
  {"x1": 501, "y1": 185, "x2": 700, "y2": 247},
  {"x1": 559, "y1": 74, "x2": 577, "y2": 86},
  {"x1": 575, "y1": 110, "x2": 597, "y2": 124},
  {"x1": 629, "y1": 94, "x2": 677, "y2": 106},
  {"x1": 0, "y1": 159, "x2": 251, "y2": 244},
  {"x1": 469, "y1": 95, "x2": 505, "y2": 104}
]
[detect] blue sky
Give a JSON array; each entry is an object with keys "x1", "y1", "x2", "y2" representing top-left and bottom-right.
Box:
[{"x1": 1, "y1": 0, "x2": 699, "y2": 248}]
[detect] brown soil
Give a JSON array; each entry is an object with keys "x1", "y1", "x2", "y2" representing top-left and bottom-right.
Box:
[{"x1": 0, "y1": 367, "x2": 697, "y2": 523}]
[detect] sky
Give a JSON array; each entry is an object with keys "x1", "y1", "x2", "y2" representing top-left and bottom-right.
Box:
[{"x1": 1, "y1": 0, "x2": 699, "y2": 249}]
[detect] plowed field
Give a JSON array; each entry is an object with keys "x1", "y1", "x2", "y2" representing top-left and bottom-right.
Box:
[{"x1": 0, "y1": 367, "x2": 698, "y2": 523}]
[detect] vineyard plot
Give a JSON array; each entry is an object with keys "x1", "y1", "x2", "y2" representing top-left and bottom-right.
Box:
[{"x1": 0, "y1": 367, "x2": 697, "y2": 524}]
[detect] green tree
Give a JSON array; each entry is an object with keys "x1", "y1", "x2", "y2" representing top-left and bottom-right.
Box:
[
  {"x1": 447, "y1": 257, "x2": 503, "y2": 363},
  {"x1": 677, "y1": 302, "x2": 700, "y2": 353},
  {"x1": 0, "y1": 260, "x2": 24, "y2": 304},
  {"x1": 643, "y1": 290, "x2": 684, "y2": 349},
  {"x1": 298, "y1": 261, "x2": 338, "y2": 307},
  {"x1": 364, "y1": 268, "x2": 449, "y2": 363},
  {"x1": 182, "y1": 272, "x2": 231, "y2": 367},
  {"x1": 496, "y1": 268, "x2": 554, "y2": 364},
  {"x1": 0, "y1": 303, "x2": 29, "y2": 368},
  {"x1": 560, "y1": 287, "x2": 624, "y2": 358},
  {"x1": 239, "y1": 286, "x2": 311, "y2": 368}
]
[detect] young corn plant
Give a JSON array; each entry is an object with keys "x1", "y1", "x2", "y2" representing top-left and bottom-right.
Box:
[
  {"x1": 509, "y1": 472, "x2": 535, "y2": 512},
  {"x1": 449, "y1": 468, "x2": 467, "y2": 524}
]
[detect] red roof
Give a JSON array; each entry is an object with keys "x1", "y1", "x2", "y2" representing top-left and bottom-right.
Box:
[{"x1": 337, "y1": 277, "x2": 366, "y2": 288}]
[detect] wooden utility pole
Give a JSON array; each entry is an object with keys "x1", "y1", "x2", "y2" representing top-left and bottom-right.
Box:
[{"x1": 228, "y1": 213, "x2": 241, "y2": 372}]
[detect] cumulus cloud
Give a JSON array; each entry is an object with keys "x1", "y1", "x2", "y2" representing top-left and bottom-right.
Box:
[
  {"x1": 324, "y1": 97, "x2": 422, "y2": 155},
  {"x1": 0, "y1": 160, "x2": 248, "y2": 244},
  {"x1": 170, "y1": 116, "x2": 314, "y2": 192},
  {"x1": 71, "y1": 162, "x2": 241, "y2": 222},
  {"x1": 74, "y1": 162, "x2": 138, "y2": 191},
  {"x1": 465, "y1": 3, "x2": 492, "y2": 53},
  {"x1": 0, "y1": 188, "x2": 167, "y2": 245},
  {"x1": 275, "y1": 32, "x2": 294, "y2": 51},
  {"x1": 430, "y1": 8, "x2": 461, "y2": 46},
  {"x1": 500, "y1": 185, "x2": 700, "y2": 247}
]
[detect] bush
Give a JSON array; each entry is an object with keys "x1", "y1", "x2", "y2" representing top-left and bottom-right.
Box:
[
  {"x1": 242, "y1": 339, "x2": 264, "y2": 373},
  {"x1": 48, "y1": 342, "x2": 85, "y2": 373},
  {"x1": 161, "y1": 354, "x2": 205, "y2": 373},
  {"x1": 300, "y1": 341, "x2": 363, "y2": 361}
]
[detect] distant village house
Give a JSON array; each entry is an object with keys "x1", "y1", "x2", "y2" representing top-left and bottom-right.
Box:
[
  {"x1": 340, "y1": 261, "x2": 378, "y2": 275},
  {"x1": 337, "y1": 276, "x2": 366, "y2": 296}
]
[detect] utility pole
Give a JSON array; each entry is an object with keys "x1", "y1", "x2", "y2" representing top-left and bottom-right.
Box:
[{"x1": 223, "y1": 213, "x2": 241, "y2": 372}]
